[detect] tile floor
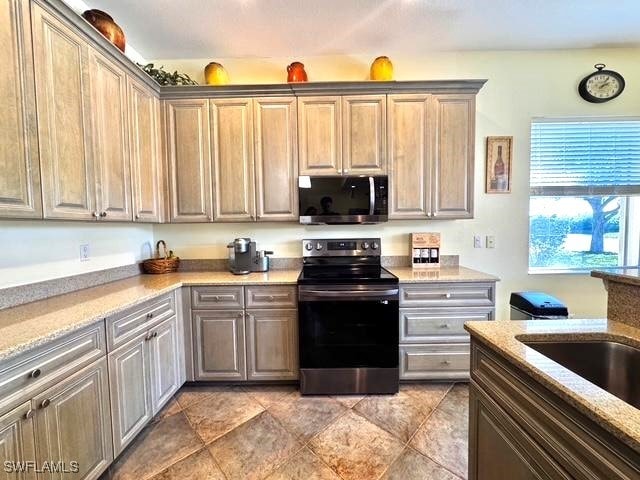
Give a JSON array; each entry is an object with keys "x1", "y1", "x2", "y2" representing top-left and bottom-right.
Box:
[{"x1": 100, "y1": 382, "x2": 469, "y2": 480}]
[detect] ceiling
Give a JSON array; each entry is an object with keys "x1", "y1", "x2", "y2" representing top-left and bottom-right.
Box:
[{"x1": 80, "y1": 0, "x2": 640, "y2": 60}]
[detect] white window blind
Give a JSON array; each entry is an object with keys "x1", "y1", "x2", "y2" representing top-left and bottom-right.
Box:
[{"x1": 530, "y1": 118, "x2": 640, "y2": 195}]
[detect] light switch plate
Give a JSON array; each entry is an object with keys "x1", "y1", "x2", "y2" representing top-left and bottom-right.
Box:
[
  {"x1": 486, "y1": 235, "x2": 496, "y2": 249},
  {"x1": 80, "y1": 244, "x2": 90, "y2": 261},
  {"x1": 473, "y1": 235, "x2": 482, "y2": 248}
]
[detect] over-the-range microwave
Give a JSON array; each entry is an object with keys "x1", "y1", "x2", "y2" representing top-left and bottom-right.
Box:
[{"x1": 298, "y1": 175, "x2": 388, "y2": 225}]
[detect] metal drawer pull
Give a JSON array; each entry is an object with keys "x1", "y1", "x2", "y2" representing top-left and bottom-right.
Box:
[
  {"x1": 439, "y1": 323, "x2": 450, "y2": 329},
  {"x1": 153, "y1": 331, "x2": 158, "y2": 338},
  {"x1": 40, "y1": 399, "x2": 51, "y2": 409},
  {"x1": 214, "y1": 296, "x2": 220, "y2": 301},
  {"x1": 440, "y1": 360, "x2": 451, "y2": 366},
  {"x1": 145, "y1": 332, "x2": 153, "y2": 341},
  {"x1": 268, "y1": 295, "x2": 275, "y2": 301},
  {"x1": 444, "y1": 293, "x2": 452, "y2": 299},
  {"x1": 24, "y1": 409, "x2": 34, "y2": 420},
  {"x1": 29, "y1": 368, "x2": 41, "y2": 379},
  {"x1": 146, "y1": 312, "x2": 154, "y2": 319}
]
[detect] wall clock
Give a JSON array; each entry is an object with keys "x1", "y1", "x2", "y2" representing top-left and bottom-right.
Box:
[{"x1": 578, "y1": 64, "x2": 625, "y2": 103}]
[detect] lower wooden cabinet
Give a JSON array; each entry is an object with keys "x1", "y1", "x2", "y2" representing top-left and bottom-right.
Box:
[
  {"x1": 246, "y1": 309, "x2": 298, "y2": 381},
  {"x1": 0, "y1": 401, "x2": 37, "y2": 480},
  {"x1": 148, "y1": 316, "x2": 182, "y2": 413},
  {"x1": 34, "y1": 358, "x2": 113, "y2": 480},
  {"x1": 192, "y1": 310, "x2": 246, "y2": 381}
]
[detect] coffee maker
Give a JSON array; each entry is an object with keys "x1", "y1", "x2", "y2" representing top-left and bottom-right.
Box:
[{"x1": 227, "y1": 238, "x2": 273, "y2": 275}]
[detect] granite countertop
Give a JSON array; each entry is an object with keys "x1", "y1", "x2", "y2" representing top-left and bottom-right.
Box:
[
  {"x1": 388, "y1": 266, "x2": 499, "y2": 283},
  {"x1": 591, "y1": 268, "x2": 640, "y2": 287},
  {"x1": 465, "y1": 319, "x2": 640, "y2": 452}
]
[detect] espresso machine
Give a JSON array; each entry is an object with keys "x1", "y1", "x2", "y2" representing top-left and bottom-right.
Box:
[{"x1": 227, "y1": 238, "x2": 273, "y2": 275}]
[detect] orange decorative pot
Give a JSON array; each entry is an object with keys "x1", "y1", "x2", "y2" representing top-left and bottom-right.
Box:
[
  {"x1": 287, "y1": 62, "x2": 308, "y2": 82},
  {"x1": 82, "y1": 9, "x2": 126, "y2": 53},
  {"x1": 204, "y1": 62, "x2": 229, "y2": 85},
  {"x1": 370, "y1": 56, "x2": 393, "y2": 81}
]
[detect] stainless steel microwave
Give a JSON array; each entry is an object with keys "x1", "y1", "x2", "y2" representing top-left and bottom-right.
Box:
[{"x1": 298, "y1": 175, "x2": 388, "y2": 225}]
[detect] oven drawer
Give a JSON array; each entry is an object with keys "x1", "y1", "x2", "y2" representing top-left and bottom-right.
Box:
[
  {"x1": 399, "y1": 282, "x2": 495, "y2": 308},
  {"x1": 400, "y1": 307, "x2": 493, "y2": 343},
  {"x1": 245, "y1": 286, "x2": 297, "y2": 309},
  {"x1": 399, "y1": 344, "x2": 470, "y2": 380},
  {"x1": 191, "y1": 286, "x2": 244, "y2": 309}
]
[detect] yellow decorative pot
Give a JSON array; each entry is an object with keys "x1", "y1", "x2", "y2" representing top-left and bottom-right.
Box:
[
  {"x1": 204, "y1": 62, "x2": 229, "y2": 85},
  {"x1": 370, "y1": 56, "x2": 393, "y2": 81}
]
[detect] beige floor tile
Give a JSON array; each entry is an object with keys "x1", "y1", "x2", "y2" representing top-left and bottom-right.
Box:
[
  {"x1": 265, "y1": 447, "x2": 342, "y2": 480},
  {"x1": 330, "y1": 395, "x2": 365, "y2": 408},
  {"x1": 183, "y1": 389, "x2": 264, "y2": 444},
  {"x1": 175, "y1": 385, "x2": 232, "y2": 409},
  {"x1": 438, "y1": 383, "x2": 469, "y2": 415},
  {"x1": 410, "y1": 388, "x2": 469, "y2": 479},
  {"x1": 309, "y1": 410, "x2": 404, "y2": 480},
  {"x1": 268, "y1": 392, "x2": 347, "y2": 442},
  {"x1": 208, "y1": 411, "x2": 302, "y2": 480},
  {"x1": 149, "y1": 448, "x2": 225, "y2": 480},
  {"x1": 241, "y1": 384, "x2": 298, "y2": 407},
  {"x1": 354, "y1": 390, "x2": 431, "y2": 442},
  {"x1": 380, "y1": 447, "x2": 461, "y2": 480},
  {"x1": 401, "y1": 383, "x2": 454, "y2": 412},
  {"x1": 152, "y1": 398, "x2": 182, "y2": 423},
  {"x1": 110, "y1": 412, "x2": 204, "y2": 480}
]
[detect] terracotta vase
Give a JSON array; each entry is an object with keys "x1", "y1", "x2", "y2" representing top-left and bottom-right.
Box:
[
  {"x1": 287, "y1": 62, "x2": 308, "y2": 82},
  {"x1": 82, "y1": 9, "x2": 126, "y2": 53}
]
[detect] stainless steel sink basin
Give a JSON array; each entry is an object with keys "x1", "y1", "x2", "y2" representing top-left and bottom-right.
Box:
[{"x1": 522, "y1": 340, "x2": 640, "y2": 409}]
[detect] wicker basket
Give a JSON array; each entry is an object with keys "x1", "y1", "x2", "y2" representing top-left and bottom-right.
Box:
[{"x1": 142, "y1": 240, "x2": 180, "y2": 274}]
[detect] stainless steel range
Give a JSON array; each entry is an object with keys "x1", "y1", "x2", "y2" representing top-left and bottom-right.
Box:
[{"x1": 297, "y1": 238, "x2": 399, "y2": 395}]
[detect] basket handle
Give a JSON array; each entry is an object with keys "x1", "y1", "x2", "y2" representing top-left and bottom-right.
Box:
[{"x1": 156, "y1": 240, "x2": 169, "y2": 259}]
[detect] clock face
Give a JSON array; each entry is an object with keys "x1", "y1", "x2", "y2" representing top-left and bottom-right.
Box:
[{"x1": 585, "y1": 73, "x2": 621, "y2": 100}]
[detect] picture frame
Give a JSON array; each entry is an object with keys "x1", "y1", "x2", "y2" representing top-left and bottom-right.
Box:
[{"x1": 485, "y1": 136, "x2": 513, "y2": 193}]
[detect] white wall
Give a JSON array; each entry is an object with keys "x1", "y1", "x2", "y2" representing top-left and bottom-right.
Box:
[
  {"x1": 0, "y1": 221, "x2": 154, "y2": 288},
  {"x1": 153, "y1": 48, "x2": 640, "y2": 320}
]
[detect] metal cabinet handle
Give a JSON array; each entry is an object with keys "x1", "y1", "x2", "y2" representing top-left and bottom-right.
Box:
[
  {"x1": 40, "y1": 399, "x2": 51, "y2": 409},
  {"x1": 440, "y1": 360, "x2": 451, "y2": 366},
  {"x1": 146, "y1": 312, "x2": 154, "y2": 319},
  {"x1": 30, "y1": 369, "x2": 41, "y2": 379},
  {"x1": 214, "y1": 296, "x2": 220, "y2": 302},
  {"x1": 92, "y1": 211, "x2": 98, "y2": 218},
  {"x1": 135, "y1": 214, "x2": 140, "y2": 220},
  {"x1": 145, "y1": 332, "x2": 153, "y2": 341},
  {"x1": 153, "y1": 331, "x2": 158, "y2": 338},
  {"x1": 24, "y1": 408, "x2": 34, "y2": 420},
  {"x1": 267, "y1": 295, "x2": 275, "y2": 302},
  {"x1": 237, "y1": 313, "x2": 244, "y2": 319},
  {"x1": 444, "y1": 293, "x2": 452, "y2": 299},
  {"x1": 439, "y1": 323, "x2": 449, "y2": 329},
  {"x1": 100, "y1": 212, "x2": 107, "y2": 218}
]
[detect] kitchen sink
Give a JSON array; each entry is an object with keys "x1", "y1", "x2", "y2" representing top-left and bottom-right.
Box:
[{"x1": 522, "y1": 340, "x2": 640, "y2": 409}]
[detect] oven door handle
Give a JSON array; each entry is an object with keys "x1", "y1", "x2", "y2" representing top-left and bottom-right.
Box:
[
  {"x1": 299, "y1": 288, "x2": 398, "y2": 301},
  {"x1": 369, "y1": 176, "x2": 375, "y2": 216}
]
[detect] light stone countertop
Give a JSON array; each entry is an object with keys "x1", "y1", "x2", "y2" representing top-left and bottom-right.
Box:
[
  {"x1": 465, "y1": 318, "x2": 640, "y2": 452},
  {"x1": 591, "y1": 268, "x2": 640, "y2": 287},
  {"x1": 388, "y1": 266, "x2": 499, "y2": 283}
]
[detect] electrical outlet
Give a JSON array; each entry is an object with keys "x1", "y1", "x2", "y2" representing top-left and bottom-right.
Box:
[
  {"x1": 473, "y1": 235, "x2": 482, "y2": 248},
  {"x1": 486, "y1": 235, "x2": 496, "y2": 249},
  {"x1": 80, "y1": 244, "x2": 90, "y2": 262}
]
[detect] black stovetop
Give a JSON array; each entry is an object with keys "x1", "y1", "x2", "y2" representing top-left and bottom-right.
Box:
[{"x1": 297, "y1": 263, "x2": 398, "y2": 285}]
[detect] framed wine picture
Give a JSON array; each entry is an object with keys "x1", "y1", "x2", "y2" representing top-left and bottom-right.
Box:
[{"x1": 486, "y1": 136, "x2": 513, "y2": 193}]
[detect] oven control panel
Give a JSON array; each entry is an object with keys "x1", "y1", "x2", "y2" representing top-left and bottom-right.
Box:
[{"x1": 302, "y1": 238, "x2": 381, "y2": 257}]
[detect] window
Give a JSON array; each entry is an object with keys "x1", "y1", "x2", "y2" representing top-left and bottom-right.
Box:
[{"x1": 529, "y1": 118, "x2": 640, "y2": 272}]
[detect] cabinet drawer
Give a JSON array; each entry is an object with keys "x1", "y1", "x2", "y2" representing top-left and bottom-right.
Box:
[
  {"x1": 191, "y1": 286, "x2": 244, "y2": 309},
  {"x1": 245, "y1": 285, "x2": 297, "y2": 309},
  {"x1": 106, "y1": 293, "x2": 175, "y2": 350},
  {"x1": 399, "y1": 282, "x2": 495, "y2": 308},
  {"x1": 399, "y1": 344, "x2": 470, "y2": 380},
  {"x1": 0, "y1": 323, "x2": 106, "y2": 411},
  {"x1": 400, "y1": 307, "x2": 493, "y2": 343}
]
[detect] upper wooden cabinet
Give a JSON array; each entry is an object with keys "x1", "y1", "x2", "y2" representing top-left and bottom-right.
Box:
[
  {"x1": 342, "y1": 95, "x2": 386, "y2": 175},
  {"x1": 128, "y1": 78, "x2": 163, "y2": 223},
  {"x1": 298, "y1": 96, "x2": 342, "y2": 175},
  {"x1": 388, "y1": 93, "x2": 475, "y2": 220},
  {"x1": 431, "y1": 94, "x2": 475, "y2": 219},
  {"x1": 211, "y1": 99, "x2": 255, "y2": 221},
  {"x1": 165, "y1": 99, "x2": 212, "y2": 222},
  {"x1": 0, "y1": 0, "x2": 42, "y2": 219},
  {"x1": 32, "y1": 3, "x2": 96, "y2": 220},
  {"x1": 89, "y1": 48, "x2": 132, "y2": 221},
  {"x1": 254, "y1": 97, "x2": 298, "y2": 221}
]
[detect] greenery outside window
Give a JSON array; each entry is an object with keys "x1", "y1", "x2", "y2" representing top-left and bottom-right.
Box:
[{"x1": 529, "y1": 118, "x2": 640, "y2": 273}]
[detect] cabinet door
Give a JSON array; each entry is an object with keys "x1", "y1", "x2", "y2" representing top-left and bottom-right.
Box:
[
  {"x1": 165, "y1": 99, "x2": 212, "y2": 222},
  {"x1": 192, "y1": 310, "x2": 246, "y2": 380},
  {"x1": 0, "y1": 0, "x2": 41, "y2": 219},
  {"x1": 148, "y1": 316, "x2": 182, "y2": 415},
  {"x1": 0, "y1": 401, "x2": 37, "y2": 480},
  {"x1": 246, "y1": 309, "x2": 298, "y2": 381},
  {"x1": 129, "y1": 78, "x2": 163, "y2": 222},
  {"x1": 34, "y1": 358, "x2": 112, "y2": 480},
  {"x1": 32, "y1": 3, "x2": 95, "y2": 220},
  {"x1": 211, "y1": 99, "x2": 255, "y2": 221},
  {"x1": 298, "y1": 96, "x2": 342, "y2": 175},
  {"x1": 108, "y1": 336, "x2": 152, "y2": 456},
  {"x1": 431, "y1": 94, "x2": 474, "y2": 219},
  {"x1": 342, "y1": 95, "x2": 386, "y2": 175},
  {"x1": 89, "y1": 49, "x2": 132, "y2": 221},
  {"x1": 254, "y1": 97, "x2": 298, "y2": 221},
  {"x1": 388, "y1": 94, "x2": 430, "y2": 219}
]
